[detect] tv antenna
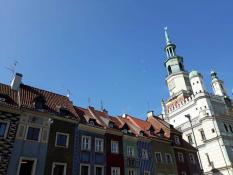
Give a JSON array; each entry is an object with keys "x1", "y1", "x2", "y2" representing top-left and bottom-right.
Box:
[
  {"x1": 5, "y1": 61, "x2": 19, "y2": 82},
  {"x1": 100, "y1": 100, "x2": 104, "y2": 111},
  {"x1": 88, "y1": 97, "x2": 91, "y2": 106}
]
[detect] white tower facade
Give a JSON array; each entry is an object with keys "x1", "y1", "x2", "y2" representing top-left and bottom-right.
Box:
[
  {"x1": 164, "y1": 28, "x2": 192, "y2": 97},
  {"x1": 161, "y1": 29, "x2": 233, "y2": 175},
  {"x1": 211, "y1": 71, "x2": 227, "y2": 96}
]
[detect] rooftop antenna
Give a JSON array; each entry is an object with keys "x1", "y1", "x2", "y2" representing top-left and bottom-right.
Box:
[
  {"x1": 100, "y1": 100, "x2": 104, "y2": 111},
  {"x1": 88, "y1": 97, "x2": 91, "y2": 106},
  {"x1": 66, "y1": 89, "x2": 71, "y2": 98},
  {"x1": 5, "y1": 60, "x2": 19, "y2": 83},
  {"x1": 147, "y1": 101, "x2": 151, "y2": 111},
  {"x1": 61, "y1": 85, "x2": 72, "y2": 99}
]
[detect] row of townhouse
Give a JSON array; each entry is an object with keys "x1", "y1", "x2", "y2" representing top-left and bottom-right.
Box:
[{"x1": 0, "y1": 73, "x2": 202, "y2": 175}]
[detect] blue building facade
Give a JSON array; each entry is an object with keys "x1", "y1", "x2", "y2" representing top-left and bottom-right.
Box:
[
  {"x1": 73, "y1": 124, "x2": 106, "y2": 175},
  {"x1": 137, "y1": 139, "x2": 154, "y2": 175},
  {"x1": 7, "y1": 114, "x2": 49, "y2": 175}
]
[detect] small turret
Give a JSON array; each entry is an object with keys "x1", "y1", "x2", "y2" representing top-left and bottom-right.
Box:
[
  {"x1": 189, "y1": 70, "x2": 206, "y2": 95},
  {"x1": 211, "y1": 71, "x2": 227, "y2": 96}
]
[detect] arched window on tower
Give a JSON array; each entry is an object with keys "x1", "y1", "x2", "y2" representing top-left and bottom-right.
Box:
[
  {"x1": 168, "y1": 66, "x2": 172, "y2": 75},
  {"x1": 179, "y1": 63, "x2": 184, "y2": 71}
]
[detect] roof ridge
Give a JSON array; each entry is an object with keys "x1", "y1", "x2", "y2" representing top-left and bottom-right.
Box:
[{"x1": 20, "y1": 84, "x2": 68, "y2": 98}]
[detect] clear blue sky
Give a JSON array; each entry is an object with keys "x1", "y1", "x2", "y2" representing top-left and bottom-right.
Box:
[{"x1": 0, "y1": 1, "x2": 233, "y2": 119}]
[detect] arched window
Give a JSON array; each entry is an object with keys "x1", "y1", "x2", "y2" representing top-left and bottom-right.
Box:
[
  {"x1": 168, "y1": 66, "x2": 172, "y2": 75},
  {"x1": 179, "y1": 62, "x2": 184, "y2": 71}
]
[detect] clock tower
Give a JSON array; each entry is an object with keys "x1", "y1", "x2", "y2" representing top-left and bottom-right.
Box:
[{"x1": 164, "y1": 27, "x2": 192, "y2": 97}]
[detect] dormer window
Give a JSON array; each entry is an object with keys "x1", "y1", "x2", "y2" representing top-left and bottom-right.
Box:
[
  {"x1": 59, "y1": 106, "x2": 70, "y2": 116},
  {"x1": 148, "y1": 125, "x2": 155, "y2": 135},
  {"x1": 174, "y1": 135, "x2": 180, "y2": 145},
  {"x1": 109, "y1": 122, "x2": 114, "y2": 128},
  {"x1": 34, "y1": 96, "x2": 45, "y2": 110},
  {"x1": 159, "y1": 129, "x2": 165, "y2": 137},
  {"x1": 122, "y1": 129, "x2": 128, "y2": 134},
  {"x1": 139, "y1": 131, "x2": 144, "y2": 136},
  {"x1": 89, "y1": 119, "x2": 96, "y2": 126}
]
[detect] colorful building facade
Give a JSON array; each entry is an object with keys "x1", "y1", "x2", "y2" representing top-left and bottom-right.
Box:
[{"x1": 0, "y1": 73, "x2": 202, "y2": 175}]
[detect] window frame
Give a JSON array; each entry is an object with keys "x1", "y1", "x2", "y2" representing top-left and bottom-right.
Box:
[
  {"x1": 94, "y1": 165, "x2": 104, "y2": 175},
  {"x1": 25, "y1": 125, "x2": 41, "y2": 142},
  {"x1": 178, "y1": 152, "x2": 184, "y2": 162},
  {"x1": 80, "y1": 163, "x2": 90, "y2": 175},
  {"x1": 187, "y1": 134, "x2": 193, "y2": 144},
  {"x1": 155, "y1": 152, "x2": 163, "y2": 163},
  {"x1": 111, "y1": 141, "x2": 119, "y2": 154},
  {"x1": 17, "y1": 157, "x2": 37, "y2": 175},
  {"x1": 95, "y1": 138, "x2": 104, "y2": 153},
  {"x1": 144, "y1": 171, "x2": 150, "y2": 175},
  {"x1": 81, "y1": 135, "x2": 91, "y2": 151},
  {"x1": 51, "y1": 162, "x2": 67, "y2": 175},
  {"x1": 200, "y1": 129, "x2": 206, "y2": 141},
  {"x1": 174, "y1": 135, "x2": 180, "y2": 145},
  {"x1": 0, "y1": 120, "x2": 10, "y2": 138},
  {"x1": 55, "y1": 132, "x2": 69, "y2": 148},
  {"x1": 111, "y1": 167, "x2": 120, "y2": 175},
  {"x1": 142, "y1": 149, "x2": 149, "y2": 160},
  {"x1": 165, "y1": 153, "x2": 173, "y2": 164},
  {"x1": 189, "y1": 153, "x2": 196, "y2": 164},
  {"x1": 127, "y1": 146, "x2": 134, "y2": 157}
]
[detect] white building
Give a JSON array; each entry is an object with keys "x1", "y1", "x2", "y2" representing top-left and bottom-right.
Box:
[{"x1": 161, "y1": 28, "x2": 233, "y2": 175}]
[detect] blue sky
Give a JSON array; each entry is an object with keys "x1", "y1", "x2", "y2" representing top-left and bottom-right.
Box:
[{"x1": 0, "y1": 1, "x2": 233, "y2": 119}]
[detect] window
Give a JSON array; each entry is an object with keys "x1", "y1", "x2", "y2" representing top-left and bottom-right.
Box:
[
  {"x1": 26, "y1": 126, "x2": 41, "y2": 141},
  {"x1": 144, "y1": 171, "x2": 150, "y2": 175},
  {"x1": 189, "y1": 153, "x2": 196, "y2": 164},
  {"x1": 109, "y1": 122, "x2": 114, "y2": 128},
  {"x1": 187, "y1": 134, "x2": 193, "y2": 144},
  {"x1": 111, "y1": 141, "x2": 119, "y2": 154},
  {"x1": 55, "y1": 132, "x2": 69, "y2": 148},
  {"x1": 0, "y1": 121, "x2": 8, "y2": 138},
  {"x1": 89, "y1": 120, "x2": 95, "y2": 126},
  {"x1": 127, "y1": 146, "x2": 134, "y2": 157},
  {"x1": 200, "y1": 130, "x2": 206, "y2": 141},
  {"x1": 205, "y1": 153, "x2": 211, "y2": 166},
  {"x1": 128, "y1": 169, "x2": 136, "y2": 175},
  {"x1": 82, "y1": 136, "x2": 91, "y2": 150},
  {"x1": 122, "y1": 129, "x2": 128, "y2": 134},
  {"x1": 178, "y1": 152, "x2": 184, "y2": 162},
  {"x1": 155, "y1": 152, "x2": 162, "y2": 163},
  {"x1": 142, "y1": 149, "x2": 148, "y2": 159},
  {"x1": 111, "y1": 167, "x2": 120, "y2": 175},
  {"x1": 165, "y1": 153, "x2": 172, "y2": 164},
  {"x1": 52, "y1": 162, "x2": 67, "y2": 175},
  {"x1": 224, "y1": 124, "x2": 229, "y2": 132},
  {"x1": 80, "y1": 164, "x2": 90, "y2": 175},
  {"x1": 34, "y1": 96, "x2": 45, "y2": 110},
  {"x1": 95, "y1": 166, "x2": 104, "y2": 175},
  {"x1": 18, "y1": 157, "x2": 37, "y2": 175},
  {"x1": 174, "y1": 135, "x2": 180, "y2": 145},
  {"x1": 229, "y1": 125, "x2": 233, "y2": 133},
  {"x1": 95, "y1": 138, "x2": 104, "y2": 152},
  {"x1": 181, "y1": 172, "x2": 187, "y2": 175}
]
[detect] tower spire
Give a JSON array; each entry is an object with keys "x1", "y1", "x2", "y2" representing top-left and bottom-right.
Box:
[{"x1": 164, "y1": 26, "x2": 171, "y2": 45}]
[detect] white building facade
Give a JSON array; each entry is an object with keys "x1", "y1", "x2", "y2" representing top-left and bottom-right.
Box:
[{"x1": 162, "y1": 28, "x2": 233, "y2": 175}]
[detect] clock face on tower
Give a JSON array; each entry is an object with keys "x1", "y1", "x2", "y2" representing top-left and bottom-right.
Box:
[{"x1": 168, "y1": 80, "x2": 175, "y2": 91}]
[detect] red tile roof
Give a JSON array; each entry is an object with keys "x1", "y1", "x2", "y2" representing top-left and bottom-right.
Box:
[{"x1": 0, "y1": 83, "x2": 79, "y2": 120}]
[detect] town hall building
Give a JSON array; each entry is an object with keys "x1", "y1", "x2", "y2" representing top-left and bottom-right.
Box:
[{"x1": 161, "y1": 28, "x2": 233, "y2": 175}]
